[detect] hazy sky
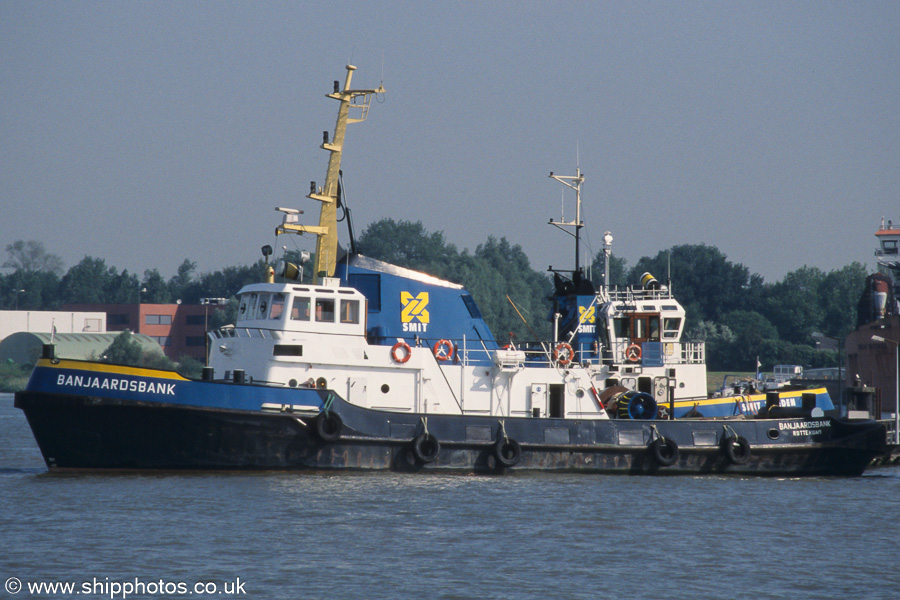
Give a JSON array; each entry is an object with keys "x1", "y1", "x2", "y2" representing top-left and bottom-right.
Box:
[{"x1": 2, "y1": 2, "x2": 898, "y2": 286}]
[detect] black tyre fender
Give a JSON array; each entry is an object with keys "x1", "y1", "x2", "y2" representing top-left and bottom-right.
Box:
[
  {"x1": 493, "y1": 438, "x2": 521, "y2": 468},
  {"x1": 412, "y1": 433, "x2": 441, "y2": 464},
  {"x1": 722, "y1": 435, "x2": 751, "y2": 465},
  {"x1": 649, "y1": 437, "x2": 679, "y2": 467},
  {"x1": 314, "y1": 412, "x2": 343, "y2": 442}
]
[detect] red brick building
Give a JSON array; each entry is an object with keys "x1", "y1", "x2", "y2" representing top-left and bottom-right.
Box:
[{"x1": 62, "y1": 302, "x2": 225, "y2": 362}]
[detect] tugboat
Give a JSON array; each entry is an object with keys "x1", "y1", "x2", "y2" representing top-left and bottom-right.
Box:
[{"x1": 15, "y1": 66, "x2": 886, "y2": 475}]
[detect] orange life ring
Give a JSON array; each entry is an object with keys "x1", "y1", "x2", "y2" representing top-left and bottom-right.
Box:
[
  {"x1": 625, "y1": 343, "x2": 642, "y2": 362},
  {"x1": 391, "y1": 341, "x2": 412, "y2": 364},
  {"x1": 554, "y1": 342, "x2": 574, "y2": 365},
  {"x1": 433, "y1": 339, "x2": 454, "y2": 362}
]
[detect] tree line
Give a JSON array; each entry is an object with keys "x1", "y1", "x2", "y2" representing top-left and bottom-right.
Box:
[{"x1": 2, "y1": 222, "x2": 870, "y2": 372}]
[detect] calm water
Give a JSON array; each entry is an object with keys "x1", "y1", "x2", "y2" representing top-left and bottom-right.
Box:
[{"x1": 2, "y1": 393, "x2": 899, "y2": 600}]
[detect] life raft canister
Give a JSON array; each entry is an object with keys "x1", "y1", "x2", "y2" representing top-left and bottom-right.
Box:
[{"x1": 391, "y1": 341, "x2": 412, "y2": 364}]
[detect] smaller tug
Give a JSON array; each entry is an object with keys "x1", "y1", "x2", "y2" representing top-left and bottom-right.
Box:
[{"x1": 16, "y1": 66, "x2": 886, "y2": 475}]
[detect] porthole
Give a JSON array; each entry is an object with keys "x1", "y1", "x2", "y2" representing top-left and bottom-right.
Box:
[
  {"x1": 575, "y1": 388, "x2": 585, "y2": 398},
  {"x1": 288, "y1": 379, "x2": 298, "y2": 388},
  {"x1": 381, "y1": 384, "x2": 390, "y2": 394},
  {"x1": 767, "y1": 428, "x2": 780, "y2": 440}
]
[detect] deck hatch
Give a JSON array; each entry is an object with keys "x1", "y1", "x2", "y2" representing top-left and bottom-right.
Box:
[
  {"x1": 692, "y1": 431, "x2": 718, "y2": 446},
  {"x1": 544, "y1": 427, "x2": 570, "y2": 444},
  {"x1": 390, "y1": 423, "x2": 416, "y2": 439},
  {"x1": 617, "y1": 430, "x2": 646, "y2": 446},
  {"x1": 466, "y1": 426, "x2": 492, "y2": 441}
]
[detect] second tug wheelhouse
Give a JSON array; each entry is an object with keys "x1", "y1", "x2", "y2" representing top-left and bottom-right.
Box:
[{"x1": 16, "y1": 65, "x2": 886, "y2": 475}]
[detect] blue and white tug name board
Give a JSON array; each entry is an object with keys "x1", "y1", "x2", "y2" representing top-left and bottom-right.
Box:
[{"x1": 55, "y1": 373, "x2": 177, "y2": 396}]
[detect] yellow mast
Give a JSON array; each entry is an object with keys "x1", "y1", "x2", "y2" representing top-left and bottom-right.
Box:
[{"x1": 276, "y1": 65, "x2": 384, "y2": 283}]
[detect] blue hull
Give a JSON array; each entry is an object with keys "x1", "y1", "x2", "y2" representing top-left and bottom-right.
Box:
[{"x1": 15, "y1": 360, "x2": 886, "y2": 476}]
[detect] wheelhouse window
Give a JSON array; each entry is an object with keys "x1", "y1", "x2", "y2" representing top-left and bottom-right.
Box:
[
  {"x1": 613, "y1": 318, "x2": 629, "y2": 339},
  {"x1": 240, "y1": 293, "x2": 259, "y2": 318},
  {"x1": 648, "y1": 316, "x2": 660, "y2": 341},
  {"x1": 663, "y1": 317, "x2": 682, "y2": 339},
  {"x1": 269, "y1": 294, "x2": 285, "y2": 320},
  {"x1": 256, "y1": 296, "x2": 268, "y2": 319},
  {"x1": 315, "y1": 298, "x2": 335, "y2": 322},
  {"x1": 340, "y1": 299, "x2": 360, "y2": 324},
  {"x1": 291, "y1": 297, "x2": 311, "y2": 321}
]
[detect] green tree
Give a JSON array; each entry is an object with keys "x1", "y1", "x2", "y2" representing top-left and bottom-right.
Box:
[
  {"x1": 59, "y1": 257, "x2": 140, "y2": 304},
  {"x1": 722, "y1": 310, "x2": 779, "y2": 343},
  {"x1": 357, "y1": 219, "x2": 457, "y2": 277},
  {"x1": 589, "y1": 252, "x2": 628, "y2": 289},
  {"x1": 763, "y1": 266, "x2": 825, "y2": 344},
  {"x1": 1, "y1": 270, "x2": 61, "y2": 310},
  {"x1": 3, "y1": 240, "x2": 64, "y2": 275},
  {"x1": 99, "y1": 331, "x2": 176, "y2": 369},
  {"x1": 176, "y1": 355, "x2": 205, "y2": 379},
  {"x1": 715, "y1": 310, "x2": 780, "y2": 370},
  {"x1": 819, "y1": 262, "x2": 867, "y2": 339},
  {"x1": 777, "y1": 342, "x2": 835, "y2": 369},
  {"x1": 168, "y1": 259, "x2": 198, "y2": 300},
  {"x1": 687, "y1": 319, "x2": 735, "y2": 371},
  {"x1": 208, "y1": 299, "x2": 239, "y2": 330},
  {"x1": 142, "y1": 269, "x2": 172, "y2": 304},
  {"x1": 0, "y1": 361, "x2": 33, "y2": 392},
  {"x1": 629, "y1": 244, "x2": 758, "y2": 322},
  {"x1": 466, "y1": 237, "x2": 552, "y2": 340},
  {"x1": 100, "y1": 332, "x2": 144, "y2": 365},
  {"x1": 191, "y1": 263, "x2": 264, "y2": 303}
]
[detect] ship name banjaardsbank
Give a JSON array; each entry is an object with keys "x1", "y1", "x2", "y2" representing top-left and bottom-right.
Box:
[{"x1": 56, "y1": 374, "x2": 176, "y2": 396}]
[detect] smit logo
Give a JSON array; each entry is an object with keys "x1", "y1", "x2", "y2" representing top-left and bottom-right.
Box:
[
  {"x1": 401, "y1": 292, "x2": 429, "y2": 332},
  {"x1": 579, "y1": 305, "x2": 595, "y2": 323},
  {"x1": 577, "y1": 305, "x2": 596, "y2": 333}
]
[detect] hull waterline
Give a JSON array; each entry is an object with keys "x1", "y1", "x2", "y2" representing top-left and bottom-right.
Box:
[{"x1": 15, "y1": 388, "x2": 886, "y2": 476}]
